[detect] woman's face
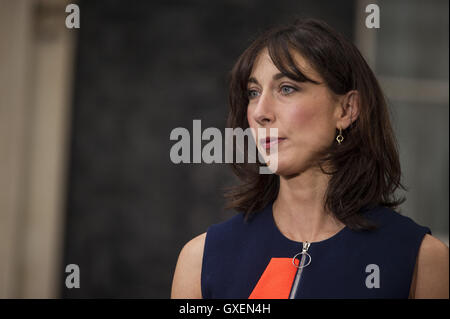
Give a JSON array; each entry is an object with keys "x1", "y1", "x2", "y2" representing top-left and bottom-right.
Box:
[{"x1": 246, "y1": 48, "x2": 342, "y2": 176}]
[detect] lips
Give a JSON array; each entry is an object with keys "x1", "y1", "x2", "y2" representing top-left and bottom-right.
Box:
[{"x1": 259, "y1": 137, "x2": 286, "y2": 150}]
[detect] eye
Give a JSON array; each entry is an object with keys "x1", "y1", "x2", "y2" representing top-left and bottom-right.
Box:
[
  {"x1": 280, "y1": 85, "x2": 297, "y2": 95},
  {"x1": 247, "y1": 89, "x2": 260, "y2": 99}
]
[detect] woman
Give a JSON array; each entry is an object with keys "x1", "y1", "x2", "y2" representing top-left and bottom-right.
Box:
[{"x1": 171, "y1": 18, "x2": 449, "y2": 299}]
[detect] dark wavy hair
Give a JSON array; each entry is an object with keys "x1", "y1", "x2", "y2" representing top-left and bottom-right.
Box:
[{"x1": 223, "y1": 18, "x2": 406, "y2": 231}]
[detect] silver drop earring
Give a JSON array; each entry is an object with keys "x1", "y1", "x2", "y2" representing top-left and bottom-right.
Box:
[{"x1": 336, "y1": 128, "x2": 344, "y2": 144}]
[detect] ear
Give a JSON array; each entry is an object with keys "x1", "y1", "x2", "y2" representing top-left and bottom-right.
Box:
[{"x1": 336, "y1": 90, "x2": 360, "y2": 130}]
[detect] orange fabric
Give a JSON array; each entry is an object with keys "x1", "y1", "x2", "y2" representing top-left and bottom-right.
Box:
[{"x1": 249, "y1": 258, "x2": 298, "y2": 299}]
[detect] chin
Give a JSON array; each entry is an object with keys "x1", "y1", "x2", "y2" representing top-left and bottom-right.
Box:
[
  {"x1": 266, "y1": 160, "x2": 293, "y2": 176},
  {"x1": 272, "y1": 156, "x2": 310, "y2": 177}
]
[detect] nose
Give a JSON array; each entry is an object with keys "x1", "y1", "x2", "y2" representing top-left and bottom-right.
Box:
[{"x1": 251, "y1": 91, "x2": 275, "y2": 127}]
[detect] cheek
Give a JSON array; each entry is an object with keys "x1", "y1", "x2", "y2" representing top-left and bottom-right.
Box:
[
  {"x1": 286, "y1": 101, "x2": 335, "y2": 144},
  {"x1": 285, "y1": 105, "x2": 317, "y2": 131},
  {"x1": 246, "y1": 106, "x2": 259, "y2": 136}
]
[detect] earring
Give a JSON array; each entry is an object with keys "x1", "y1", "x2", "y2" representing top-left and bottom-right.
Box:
[{"x1": 336, "y1": 128, "x2": 344, "y2": 144}]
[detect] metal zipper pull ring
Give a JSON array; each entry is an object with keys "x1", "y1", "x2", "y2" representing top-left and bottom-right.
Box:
[
  {"x1": 288, "y1": 241, "x2": 312, "y2": 299},
  {"x1": 291, "y1": 241, "x2": 312, "y2": 269}
]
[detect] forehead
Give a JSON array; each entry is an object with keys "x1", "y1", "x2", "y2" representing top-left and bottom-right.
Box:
[{"x1": 249, "y1": 47, "x2": 320, "y2": 82}]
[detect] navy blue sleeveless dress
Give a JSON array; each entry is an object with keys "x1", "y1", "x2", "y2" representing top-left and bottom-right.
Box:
[{"x1": 201, "y1": 201, "x2": 432, "y2": 299}]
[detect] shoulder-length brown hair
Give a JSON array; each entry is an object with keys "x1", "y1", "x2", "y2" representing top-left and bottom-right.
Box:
[{"x1": 224, "y1": 18, "x2": 406, "y2": 231}]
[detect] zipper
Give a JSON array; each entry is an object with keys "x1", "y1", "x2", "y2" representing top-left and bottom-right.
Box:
[{"x1": 288, "y1": 241, "x2": 311, "y2": 299}]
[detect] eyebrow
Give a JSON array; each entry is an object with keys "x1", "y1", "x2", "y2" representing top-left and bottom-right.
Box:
[{"x1": 248, "y1": 73, "x2": 288, "y2": 85}]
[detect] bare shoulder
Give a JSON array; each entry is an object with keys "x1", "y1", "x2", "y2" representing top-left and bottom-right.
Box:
[
  {"x1": 171, "y1": 232, "x2": 207, "y2": 299},
  {"x1": 411, "y1": 234, "x2": 449, "y2": 299}
]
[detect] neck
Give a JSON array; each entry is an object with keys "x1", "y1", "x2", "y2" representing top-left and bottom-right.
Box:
[{"x1": 273, "y1": 167, "x2": 345, "y2": 243}]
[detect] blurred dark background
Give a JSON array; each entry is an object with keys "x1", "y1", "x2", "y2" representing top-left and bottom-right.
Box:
[{"x1": 1, "y1": 0, "x2": 447, "y2": 298}]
